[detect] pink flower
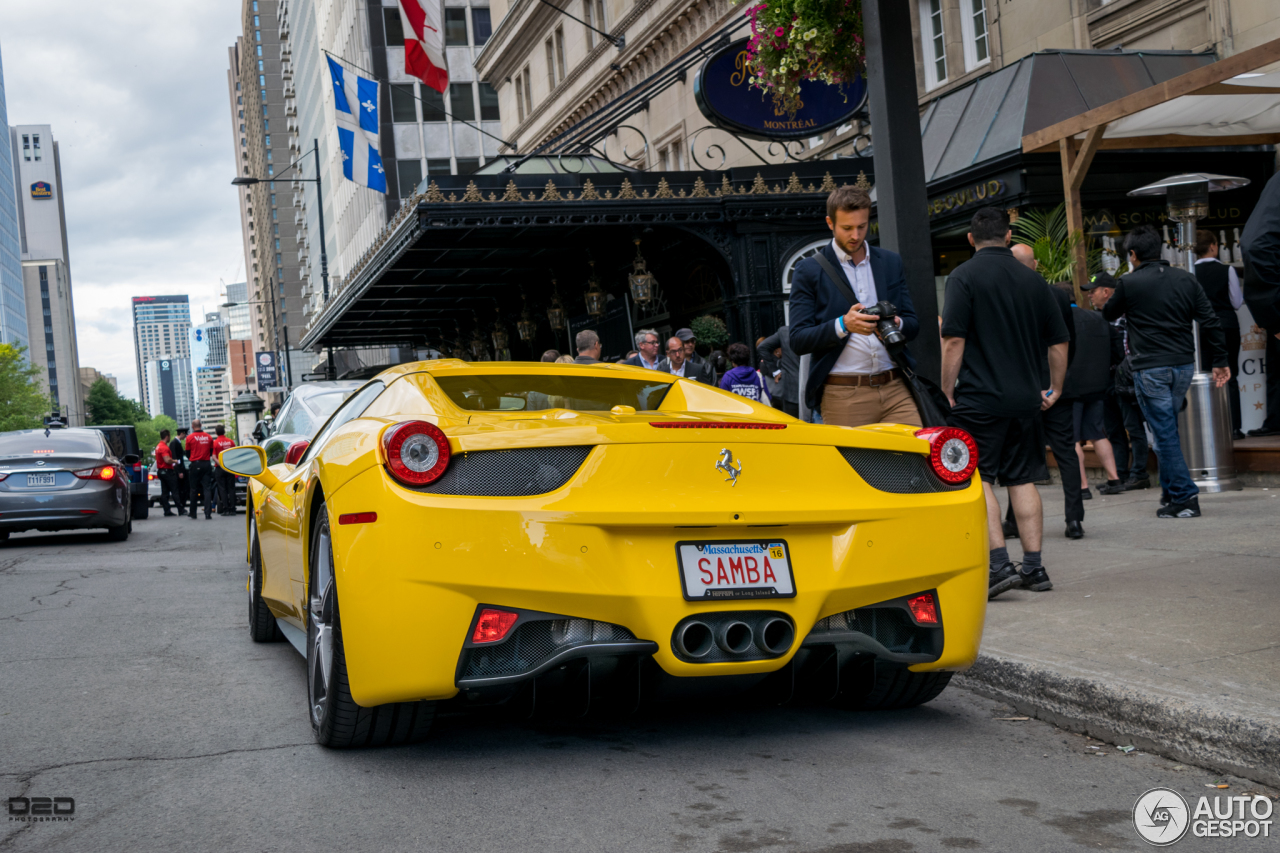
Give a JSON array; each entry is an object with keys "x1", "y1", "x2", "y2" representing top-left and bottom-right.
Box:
[{"x1": 774, "y1": 26, "x2": 783, "y2": 36}]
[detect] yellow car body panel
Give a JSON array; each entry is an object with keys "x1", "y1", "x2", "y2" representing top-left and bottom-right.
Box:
[{"x1": 245, "y1": 361, "x2": 989, "y2": 709}]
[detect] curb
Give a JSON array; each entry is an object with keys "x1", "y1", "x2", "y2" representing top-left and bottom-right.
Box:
[{"x1": 955, "y1": 654, "x2": 1280, "y2": 788}]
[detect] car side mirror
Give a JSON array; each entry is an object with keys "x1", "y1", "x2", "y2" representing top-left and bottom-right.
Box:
[
  {"x1": 122, "y1": 453, "x2": 140, "y2": 465},
  {"x1": 284, "y1": 440, "x2": 310, "y2": 466},
  {"x1": 218, "y1": 445, "x2": 280, "y2": 490},
  {"x1": 252, "y1": 421, "x2": 269, "y2": 441}
]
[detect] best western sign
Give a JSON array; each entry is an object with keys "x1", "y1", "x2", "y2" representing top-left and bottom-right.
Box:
[{"x1": 30, "y1": 181, "x2": 53, "y2": 199}]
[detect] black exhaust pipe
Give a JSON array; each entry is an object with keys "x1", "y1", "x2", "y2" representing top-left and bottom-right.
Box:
[
  {"x1": 759, "y1": 617, "x2": 795, "y2": 655},
  {"x1": 675, "y1": 621, "x2": 714, "y2": 658},
  {"x1": 716, "y1": 621, "x2": 753, "y2": 655}
]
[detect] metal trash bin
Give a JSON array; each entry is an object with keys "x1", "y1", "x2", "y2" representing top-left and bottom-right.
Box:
[{"x1": 1177, "y1": 373, "x2": 1242, "y2": 492}]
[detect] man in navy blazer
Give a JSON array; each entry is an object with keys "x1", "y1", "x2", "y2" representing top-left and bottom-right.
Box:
[{"x1": 789, "y1": 185, "x2": 922, "y2": 427}]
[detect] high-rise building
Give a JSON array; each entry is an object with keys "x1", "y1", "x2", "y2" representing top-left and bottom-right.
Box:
[
  {"x1": 228, "y1": 338, "x2": 256, "y2": 392},
  {"x1": 195, "y1": 365, "x2": 232, "y2": 427},
  {"x1": 0, "y1": 44, "x2": 27, "y2": 352},
  {"x1": 9, "y1": 124, "x2": 84, "y2": 425},
  {"x1": 223, "y1": 282, "x2": 252, "y2": 340},
  {"x1": 132, "y1": 295, "x2": 194, "y2": 419},
  {"x1": 198, "y1": 311, "x2": 230, "y2": 368},
  {"x1": 145, "y1": 357, "x2": 196, "y2": 427}
]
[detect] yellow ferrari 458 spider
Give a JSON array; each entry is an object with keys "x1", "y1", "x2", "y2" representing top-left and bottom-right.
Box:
[{"x1": 219, "y1": 360, "x2": 987, "y2": 748}]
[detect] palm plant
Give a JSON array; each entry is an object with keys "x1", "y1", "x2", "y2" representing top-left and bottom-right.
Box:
[{"x1": 1010, "y1": 204, "x2": 1102, "y2": 284}]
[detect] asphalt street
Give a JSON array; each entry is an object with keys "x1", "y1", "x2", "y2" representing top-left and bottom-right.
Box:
[{"x1": 1, "y1": 510, "x2": 1276, "y2": 853}]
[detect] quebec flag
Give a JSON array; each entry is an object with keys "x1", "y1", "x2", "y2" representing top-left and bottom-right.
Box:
[{"x1": 327, "y1": 56, "x2": 387, "y2": 194}]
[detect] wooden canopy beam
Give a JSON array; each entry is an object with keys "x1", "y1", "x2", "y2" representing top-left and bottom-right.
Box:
[
  {"x1": 1059, "y1": 124, "x2": 1107, "y2": 306},
  {"x1": 1021, "y1": 36, "x2": 1280, "y2": 153},
  {"x1": 1025, "y1": 131, "x2": 1280, "y2": 153}
]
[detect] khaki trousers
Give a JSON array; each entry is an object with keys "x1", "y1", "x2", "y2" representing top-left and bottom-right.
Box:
[{"x1": 821, "y1": 377, "x2": 923, "y2": 428}]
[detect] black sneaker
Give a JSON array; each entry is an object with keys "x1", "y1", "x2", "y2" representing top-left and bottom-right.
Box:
[
  {"x1": 1018, "y1": 565, "x2": 1053, "y2": 592},
  {"x1": 989, "y1": 561, "x2": 1022, "y2": 600},
  {"x1": 1160, "y1": 493, "x2": 1172, "y2": 507},
  {"x1": 1157, "y1": 497, "x2": 1201, "y2": 519},
  {"x1": 1081, "y1": 487, "x2": 1093, "y2": 500},
  {"x1": 1123, "y1": 477, "x2": 1150, "y2": 491},
  {"x1": 1097, "y1": 480, "x2": 1125, "y2": 496}
]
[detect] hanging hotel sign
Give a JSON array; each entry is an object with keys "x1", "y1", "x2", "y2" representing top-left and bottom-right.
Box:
[
  {"x1": 694, "y1": 39, "x2": 867, "y2": 141},
  {"x1": 926, "y1": 179, "x2": 1005, "y2": 218},
  {"x1": 30, "y1": 181, "x2": 53, "y2": 199}
]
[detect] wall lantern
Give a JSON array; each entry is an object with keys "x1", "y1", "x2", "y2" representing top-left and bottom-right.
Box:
[
  {"x1": 627, "y1": 238, "x2": 656, "y2": 306},
  {"x1": 584, "y1": 261, "x2": 607, "y2": 318},
  {"x1": 547, "y1": 280, "x2": 567, "y2": 331}
]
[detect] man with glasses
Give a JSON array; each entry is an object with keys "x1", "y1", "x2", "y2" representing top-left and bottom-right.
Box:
[
  {"x1": 623, "y1": 329, "x2": 662, "y2": 370},
  {"x1": 659, "y1": 336, "x2": 713, "y2": 383}
]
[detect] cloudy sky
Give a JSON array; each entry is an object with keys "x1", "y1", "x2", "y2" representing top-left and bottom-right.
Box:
[{"x1": 3, "y1": 1, "x2": 245, "y2": 400}]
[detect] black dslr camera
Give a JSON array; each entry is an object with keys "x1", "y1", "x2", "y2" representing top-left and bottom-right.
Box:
[{"x1": 860, "y1": 301, "x2": 906, "y2": 349}]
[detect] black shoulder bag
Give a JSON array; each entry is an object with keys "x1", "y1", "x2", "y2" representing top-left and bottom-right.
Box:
[{"x1": 810, "y1": 252, "x2": 951, "y2": 427}]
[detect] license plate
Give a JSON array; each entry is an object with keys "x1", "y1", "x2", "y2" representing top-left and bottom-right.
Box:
[
  {"x1": 676, "y1": 540, "x2": 796, "y2": 601},
  {"x1": 26, "y1": 473, "x2": 55, "y2": 487}
]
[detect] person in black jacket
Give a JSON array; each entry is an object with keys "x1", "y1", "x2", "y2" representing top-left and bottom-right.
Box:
[
  {"x1": 1085, "y1": 273, "x2": 1151, "y2": 490},
  {"x1": 757, "y1": 325, "x2": 799, "y2": 418},
  {"x1": 1194, "y1": 230, "x2": 1245, "y2": 439},
  {"x1": 169, "y1": 429, "x2": 188, "y2": 515},
  {"x1": 789, "y1": 185, "x2": 922, "y2": 427},
  {"x1": 1240, "y1": 172, "x2": 1280, "y2": 436},
  {"x1": 1064, "y1": 302, "x2": 1124, "y2": 502},
  {"x1": 1102, "y1": 225, "x2": 1230, "y2": 519}
]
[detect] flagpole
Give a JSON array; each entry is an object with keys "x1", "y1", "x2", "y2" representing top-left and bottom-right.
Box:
[{"x1": 315, "y1": 138, "x2": 330, "y2": 303}]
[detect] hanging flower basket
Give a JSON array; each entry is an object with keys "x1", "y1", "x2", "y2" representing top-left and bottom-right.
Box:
[{"x1": 736, "y1": 0, "x2": 865, "y2": 117}]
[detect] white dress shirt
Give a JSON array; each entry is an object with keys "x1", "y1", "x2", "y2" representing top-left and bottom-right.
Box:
[
  {"x1": 1194, "y1": 257, "x2": 1244, "y2": 310},
  {"x1": 668, "y1": 360, "x2": 688, "y2": 378},
  {"x1": 828, "y1": 239, "x2": 896, "y2": 375}
]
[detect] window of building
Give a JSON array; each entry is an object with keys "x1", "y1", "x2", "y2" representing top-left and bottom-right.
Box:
[
  {"x1": 555, "y1": 27, "x2": 567, "y2": 81},
  {"x1": 259, "y1": 74, "x2": 266, "y2": 86},
  {"x1": 21, "y1": 134, "x2": 29, "y2": 160},
  {"x1": 449, "y1": 83, "x2": 475, "y2": 121},
  {"x1": 253, "y1": 14, "x2": 259, "y2": 25},
  {"x1": 32, "y1": 134, "x2": 41, "y2": 161},
  {"x1": 583, "y1": 0, "x2": 597, "y2": 48},
  {"x1": 919, "y1": 0, "x2": 947, "y2": 90},
  {"x1": 522, "y1": 66, "x2": 532, "y2": 115},
  {"x1": 397, "y1": 158, "x2": 423, "y2": 193},
  {"x1": 270, "y1": 194, "x2": 276, "y2": 204},
  {"x1": 478, "y1": 83, "x2": 500, "y2": 121},
  {"x1": 256, "y1": 45, "x2": 262, "y2": 56},
  {"x1": 445, "y1": 8, "x2": 468, "y2": 46},
  {"x1": 265, "y1": 134, "x2": 271, "y2": 146},
  {"x1": 420, "y1": 85, "x2": 447, "y2": 121},
  {"x1": 258, "y1": 59, "x2": 264, "y2": 71},
  {"x1": 255, "y1": 30, "x2": 261, "y2": 42},
  {"x1": 427, "y1": 159, "x2": 452, "y2": 175},
  {"x1": 515, "y1": 75, "x2": 526, "y2": 122},
  {"x1": 658, "y1": 141, "x2": 684, "y2": 171},
  {"x1": 390, "y1": 83, "x2": 418, "y2": 122},
  {"x1": 960, "y1": 0, "x2": 989, "y2": 70},
  {"x1": 379, "y1": 9, "x2": 402, "y2": 43},
  {"x1": 472, "y1": 8, "x2": 492, "y2": 45},
  {"x1": 545, "y1": 38, "x2": 557, "y2": 89},
  {"x1": 456, "y1": 158, "x2": 480, "y2": 175}
]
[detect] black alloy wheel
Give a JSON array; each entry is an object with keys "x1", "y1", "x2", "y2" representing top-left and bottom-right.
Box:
[
  {"x1": 306, "y1": 501, "x2": 435, "y2": 748},
  {"x1": 248, "y1": 517, "x2": 284, "y2": 642}
]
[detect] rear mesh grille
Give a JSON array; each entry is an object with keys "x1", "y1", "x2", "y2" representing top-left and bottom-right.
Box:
[
  {"x1": 461, "y1": 619, "x2": 637, "y2": 679},
  {"x1": 839, "y1": 448, "x2": 968, "y2": 494},
  {"x1": 808, "y1": 607, "x2": 934, "y2": 655},
  {"x1": 413, "y1": 446, "x2": 592, "y2": 497}
]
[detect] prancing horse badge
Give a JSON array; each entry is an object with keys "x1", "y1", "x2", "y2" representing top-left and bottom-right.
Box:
[{"x1": 716, "y1": 448, "x2": 742, "y2": 486}]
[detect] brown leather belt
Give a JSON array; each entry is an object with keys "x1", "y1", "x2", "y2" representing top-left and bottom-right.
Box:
[{"x1": 824, "y1": 369, "x2": 902, "y2": 388}]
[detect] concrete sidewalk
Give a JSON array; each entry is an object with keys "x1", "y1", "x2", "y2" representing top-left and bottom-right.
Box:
[{"x1": 957, "y1": 481, "x2": 1280, "y2": 786}]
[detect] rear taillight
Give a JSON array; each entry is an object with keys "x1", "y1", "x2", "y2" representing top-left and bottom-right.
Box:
[
  {"x1": 382, "y1": 421, "x2": 450, "y2": 486},
  {"x1": 147, "y1": 473, "x2": 156, "y2": 481},
  {"x1": 0, "y1": 472, "x2": 7, "y2": 481},
  {"x1": 472, "y1": 608, "x2": 519, "y2": 643},
  {"x1": 132, "y1": 462, "x2": 142, "y2": 472},
  {"x1": 284, "y1": 440, "x2": 309, "y2": 465},
  {"x1": 907, "y1": 592, "x2": 939, "y2": 625},
  {"x1": 913, "y1": 427, "x2": 978, "y2": 484},
  {"x1": 73, "y1": 466, "x2": 117, "y2": 480}
]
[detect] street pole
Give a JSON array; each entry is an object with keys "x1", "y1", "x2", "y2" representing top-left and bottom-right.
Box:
[
  {"x1": 863, "y1": 0, "x2": 940, "y2": 384},
  {"x1": 315, "y1": 139, "x2": 330, "y2": 303}
]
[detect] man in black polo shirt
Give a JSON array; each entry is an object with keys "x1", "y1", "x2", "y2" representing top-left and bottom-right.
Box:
[
  {"x1": 1103, "y1": 224, "x2": 1229, "y2": 518},
  {"x1": 1194, "y1": 230, "x2": 1244, "y2": 439},
  {"x1": 941, "y1": 208, "x2": 1070, "y2": 599}
]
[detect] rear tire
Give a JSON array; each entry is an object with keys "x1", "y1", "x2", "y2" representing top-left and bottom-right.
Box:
[
  {"x1": 308, "y1": 502, "x2": 435, "y2": 748},
  {"x1": 248, "y1": 518, "x2": 284, "y2": 642},
  {"x1": 835, "y1": 660, "x2": 953, "y2": 711},
  {"x1": 107, "y1": 519, "x2": 132, "y2": 542}
]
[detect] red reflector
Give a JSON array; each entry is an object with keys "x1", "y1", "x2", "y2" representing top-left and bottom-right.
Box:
[
  {"x1": 338, "y1": 512, "x2": 377, "y2": 525},
  {"x1": 472, "y1": 608, "x2": 519, "y2": 644},
  {"x1": 79, "y1": 509, "x2": 99, "y2": 515},
  {"x1": 649, "y1": 422, "x2": 787, "y2": 429},
  {"x1": 907, "y1": 592, "x2": 939, "y2": 625}
]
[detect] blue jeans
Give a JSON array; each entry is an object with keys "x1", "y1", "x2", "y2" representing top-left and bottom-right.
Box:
[{"x1": 1133, "y1": 365, "x2": 1197, "y2": 504}]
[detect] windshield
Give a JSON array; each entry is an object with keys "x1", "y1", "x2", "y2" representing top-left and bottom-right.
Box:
[
  {"x1": 274, "y1": 390, "x2": 351, "y2": 437},
  {"x1": 434, "y1": 375, "x2": 672, "y2": 412},
  {"x1": 0, "y1": 431, "x2": 105, "y2": 458}
]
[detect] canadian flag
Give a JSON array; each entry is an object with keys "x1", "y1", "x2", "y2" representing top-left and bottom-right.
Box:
[{"x1": 398, "y1": 0, "x2": 448, "y2": 93}]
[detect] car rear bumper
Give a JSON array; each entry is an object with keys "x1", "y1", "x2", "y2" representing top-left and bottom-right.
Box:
[
  {"x1": 318, "y1": 451, "x2": 987, "y2": 707},
  {"x1": 0, "y1": 481, "x2": 130, "y2": 532}
]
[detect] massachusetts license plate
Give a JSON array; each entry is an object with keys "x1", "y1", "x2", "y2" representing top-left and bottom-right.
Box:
[
  {"x1": 26, "y1": 473, "x2": 55, "y2": 487},
  {"x1": 676, "y1": 540, "x2": 796, "y2": 601}
]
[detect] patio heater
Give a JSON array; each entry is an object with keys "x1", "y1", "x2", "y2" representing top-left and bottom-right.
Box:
[{"x1": 1127, "y1": 173, "x2": 1249, "y2": 493}]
